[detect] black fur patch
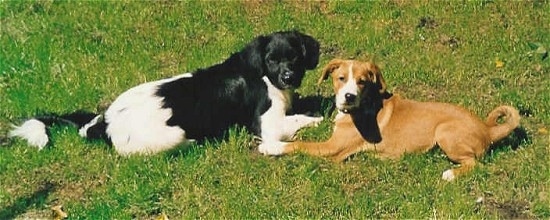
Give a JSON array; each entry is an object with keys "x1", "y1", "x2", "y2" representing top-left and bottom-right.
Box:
[{"x1": 36, "y1": 111, "x2": 98, "y2": 128}]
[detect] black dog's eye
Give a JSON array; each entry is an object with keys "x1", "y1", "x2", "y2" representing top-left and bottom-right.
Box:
[
  {"x1": 289, "y1": 55, "x2": 298, "y2": 63},
  {"x1": 266, "y1": 57, "x2": 278, "y2": 64}
]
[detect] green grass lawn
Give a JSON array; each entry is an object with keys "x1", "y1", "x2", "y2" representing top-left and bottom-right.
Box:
[{"x1": 1, "y1": 1, "x2": 549, "y2": 219}]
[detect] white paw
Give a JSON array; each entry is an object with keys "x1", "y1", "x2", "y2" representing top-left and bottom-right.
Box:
[
  {"x1": 288, "y1": 115, "x2": 323, "y2": 127},
  {"x1": 309, "y1": 116, "x2": 324, "y2": 127},
  {"x1": 442, "y1": 169, "x2": 455, "y2": 181},
  {"x1": 258, "y1": 141, "x2": 285, "y2": 155}
]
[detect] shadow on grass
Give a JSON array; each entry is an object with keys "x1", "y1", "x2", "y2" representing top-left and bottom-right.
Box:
[
  {"x1": 291, "y1": 94, "x2": 335, "y2": 117},
  {"x1": 162, "y1": 141, "x2": 209, "y2": 161},
  {"x1": 489, "y1": 127, "x2": 530, "y2": 153},
  {"x1": 0, "y1": 181, "x2": 56, "y2": 219}
]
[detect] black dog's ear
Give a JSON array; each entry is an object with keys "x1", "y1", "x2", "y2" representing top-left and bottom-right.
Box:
[
  {"x1": 239, "y1": 35, "x2": 269, "y2": 76},
  {"x1": 297, "y1": 32, "x2": 320, "y2": 70}
]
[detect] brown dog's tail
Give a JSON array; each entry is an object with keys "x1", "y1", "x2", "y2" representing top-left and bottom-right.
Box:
[{"x1": 485, "y1": 105, "x2": 521, "y2": 142}]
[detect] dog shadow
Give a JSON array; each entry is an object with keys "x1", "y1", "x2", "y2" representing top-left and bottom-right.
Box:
[
  {"x1": 290, "y1": 93, "x2": 335, "y2": 117},
  {"x1": 0, "y1": 181, "x2": 56, "y2": 219},
  {"x1": 490, "y1": 127, "x2": 530, "y2": 152},
  {"x1": 162, "y1": 141, "x2": 209, "y2": 160}
]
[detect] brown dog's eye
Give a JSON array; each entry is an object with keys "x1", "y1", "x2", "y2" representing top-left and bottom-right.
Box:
[
  {"x1": 338, "y1": 76, "x2": 345, "y2": 82},
  {"x1": 357, "y1": 79, "x2": 366, "y2": 85}
]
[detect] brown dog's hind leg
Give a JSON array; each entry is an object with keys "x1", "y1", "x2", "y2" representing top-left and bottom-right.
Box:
[
  {"x1": 439, "y1": 140, "x2": 482, "y2": 181},
  {"x1": 436, "y1": 124, "x2": 487, "y2": 181},
  {"x1": 441, "y1": 158, "x2": 477, "y2": 181}
]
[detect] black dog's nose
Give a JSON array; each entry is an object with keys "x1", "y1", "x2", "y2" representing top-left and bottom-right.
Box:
[
  {"x1": 282, "y1": 71, "x2": 293, "y2": 83},
  {"x1": 345, "y1": 93, "x2": 357, "y2": 103}
]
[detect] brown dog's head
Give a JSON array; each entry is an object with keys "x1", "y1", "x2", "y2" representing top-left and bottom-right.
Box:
[{"x1": 319, "y1": 59, "x2": 388, "y2": 113}]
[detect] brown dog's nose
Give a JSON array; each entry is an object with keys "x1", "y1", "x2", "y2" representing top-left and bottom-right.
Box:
[{"x1": 345, "y1": 93, "x2": 356, "y2": 103}]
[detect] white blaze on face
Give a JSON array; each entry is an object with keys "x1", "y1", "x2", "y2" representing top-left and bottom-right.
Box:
[{"x1": 335, "y1": 63, "x2": 359, "y2": 110}]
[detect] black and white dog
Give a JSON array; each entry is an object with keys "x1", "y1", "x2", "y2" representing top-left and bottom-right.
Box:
[{"x1": 10, "y1": 31, "x2": 323, "y2": 155}]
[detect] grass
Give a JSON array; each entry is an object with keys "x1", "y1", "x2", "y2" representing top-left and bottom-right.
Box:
[{"x1": 1, "y1": 1, "x2": 549, "y2": 219}]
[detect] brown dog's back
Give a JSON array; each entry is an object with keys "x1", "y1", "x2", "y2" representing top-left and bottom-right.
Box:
[{"x1": 376, "y1": 96, "x2": 520, "y2": 160}]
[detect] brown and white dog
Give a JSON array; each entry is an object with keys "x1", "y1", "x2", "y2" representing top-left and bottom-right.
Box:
[{"x1": 261, "y1": 59, "x2": 521, "y2": 181}]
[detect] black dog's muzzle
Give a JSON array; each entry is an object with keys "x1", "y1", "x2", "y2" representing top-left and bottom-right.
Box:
[{"x1": 281, "y1": 71, "x2": 294, "y2": 85}]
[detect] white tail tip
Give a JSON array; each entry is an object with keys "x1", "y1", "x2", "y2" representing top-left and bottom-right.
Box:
[{"x1": 9, "y1": 119, "x2": 49, "y2": 150}]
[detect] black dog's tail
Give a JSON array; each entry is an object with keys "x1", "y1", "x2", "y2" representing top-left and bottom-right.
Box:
[{"x1": 9, "y1": 111, "x2": 109, "y2": 149}]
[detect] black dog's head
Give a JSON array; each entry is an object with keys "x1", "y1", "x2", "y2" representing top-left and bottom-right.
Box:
[{"x1": 240, "y1": 30, "x2": 320, "y2": 90}]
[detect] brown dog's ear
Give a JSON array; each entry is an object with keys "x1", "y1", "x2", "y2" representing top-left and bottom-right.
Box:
[
  {"x1": 367, "y1": 62, "x2": 387, "y2": 94},
  {"x1": 317, "y1": 59, "x2": 344, "y2": 85}
]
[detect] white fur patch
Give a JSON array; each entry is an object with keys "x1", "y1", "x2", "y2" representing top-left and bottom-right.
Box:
[
  {"x1": 260, "y1": 76, "x2": 293, "y2": 142},
  {"x1": 335, "y1": 64, "x2": 358, "y2": 110},
  {"x1": 9, "y1": 119, "x2": 49, "y2": 150},
  {"x1": 258, "y1": 77, "x2": 323, "y2": 154},
  {"x1": 104, "y1": 73, "x2": 191, "y2": 155},
  {"x1": 334, "y1": 111, "x2": 346, "y2": 121},
  {"x1": 442, "y1": 169, "x2": 455, "y2": 181},
  {"x1": 282, "y1": 114, "x2": 323, "y2": 141},
  {"x1": 78, "y1": 115, "x2": 102, "y2": 137},
  {"x1": 258, "y1": 141, "x2": 286, "y2": 155},
  {"x1": 258, "y1": 115, "x2": 322, "y2": 155},
  {"x1": 180, "y1": 73, "x2": 193, "y2": 78}
]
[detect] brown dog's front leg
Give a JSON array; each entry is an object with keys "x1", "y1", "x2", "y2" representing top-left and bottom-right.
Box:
[
  {"x1": 283, "y1": 139, "x2": 342, "y2": 157},
  {"x1": 284, "y1": 132, "x2": 366, "y2": 160},
  {"x1": 330, "y1": 145, "x2": 365, "y2": 162}
]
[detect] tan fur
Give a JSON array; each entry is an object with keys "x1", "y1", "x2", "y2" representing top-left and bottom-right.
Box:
[{"x1": 283, "y1": 59, "x2": 521, "y2": 180}]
